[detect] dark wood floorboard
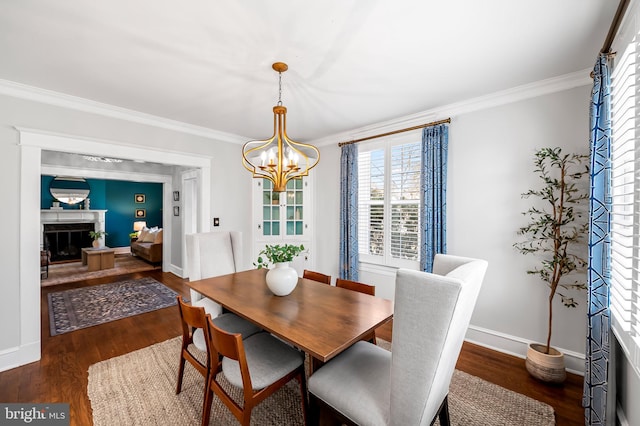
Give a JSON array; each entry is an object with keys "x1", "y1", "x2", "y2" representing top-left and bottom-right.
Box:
[{"x1": 0, "y1": 270, "x2": 583, "y2": 425}]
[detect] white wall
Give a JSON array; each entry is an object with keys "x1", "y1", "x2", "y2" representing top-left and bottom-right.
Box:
[
  {"x1": 0, "y1": 93, "x2": 252, "y2": 370},
  {"x1": 315, "y1": 84, "x2": 592, "y2": 373}
]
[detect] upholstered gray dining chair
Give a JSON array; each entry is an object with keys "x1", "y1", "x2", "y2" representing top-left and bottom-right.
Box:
[
  {"x1": 308, "y1": 254, "x2": 488, "y2": 426},
  {"x1": 185, "y1": 231, "x2": 261, "y2": 336},
  {"x1": 186, "y1": 231, "x2": 243, "y2": 313}
]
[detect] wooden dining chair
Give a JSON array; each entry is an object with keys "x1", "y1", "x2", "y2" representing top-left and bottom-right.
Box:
[
  {"x1": 175, "y1": 296, "x2": 261, "y2": 396},
  {"x1": 176, "y1": 295, "x2": 210, "y2": 395},
  {"x1": 336, "y1": 278, "x2": 377, "y2": 344},
  {"x1": 303, "y1": 269, "x2": 332, "y2": 285},
  {"x1": 335, "y1": 278, "x2": 375, "y2": 295},
  {"x1": 202, "y1": 314, "x2": 308, "y2": 426}
]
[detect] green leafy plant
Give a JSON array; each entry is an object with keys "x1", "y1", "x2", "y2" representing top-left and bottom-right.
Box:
[
  {"x1": 513, "y1": 147, "x2": 589, "y2": 355},
  {"x1": 129, "y1": 232, "x2": 138, "y2": 239},
  {"x1": 254, "y1": 244, "x2": 305, "y2": 269},
  {"x1": 89, "y1": 230, "x2": 107, "y2": 241}
]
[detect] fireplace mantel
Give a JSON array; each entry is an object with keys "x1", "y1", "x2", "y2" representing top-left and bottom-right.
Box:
[{"x1": 41, "y1": 209, "x2": 107, "y2": 225}]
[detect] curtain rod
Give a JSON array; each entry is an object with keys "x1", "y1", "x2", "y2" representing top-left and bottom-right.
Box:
[
  {"x1": 338, "y1": 118, "x2": 451, "y2": 147},
  {"x1": 602, "y1": 0, "x2": 630, "y2": 54}
]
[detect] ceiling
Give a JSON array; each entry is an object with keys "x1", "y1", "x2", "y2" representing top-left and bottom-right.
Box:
[{"x1": 0, "y1": 1, "x2": 619, "y2": 143}]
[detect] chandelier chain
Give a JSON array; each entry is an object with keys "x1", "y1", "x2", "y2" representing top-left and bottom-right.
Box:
[{"x1": 277, "y1": 71, "x2": 283, "y2": 106}]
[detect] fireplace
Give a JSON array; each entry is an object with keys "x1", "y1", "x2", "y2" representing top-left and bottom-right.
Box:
[
  {"x1": 41, "y1": 209, "x2": 108, "y2": 263},
  {"x1": 44, "y1": 223, "x2": 94, "y2": 262}
]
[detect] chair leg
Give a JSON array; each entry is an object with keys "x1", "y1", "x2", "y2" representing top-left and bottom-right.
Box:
[
  {"x1": 202, "y1": 379, "x2": 213, "y2": 426},
  {"x1": 437, "y1": 395, "x2": 450, "y2": 426},
  {"x1": 176, "y1": 351, "x2": 186, "y2": 394},
  {"x1": 308, "y1": 393, "x2": 321, "y2": 426},
  {"x1": 297, "y1": 370, "x2": 308, "y2": 425}
]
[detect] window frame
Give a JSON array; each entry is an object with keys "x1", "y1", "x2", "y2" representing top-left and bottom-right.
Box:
[{"x1": 357, "y1": 132, "x2": 421, "y2": 270}]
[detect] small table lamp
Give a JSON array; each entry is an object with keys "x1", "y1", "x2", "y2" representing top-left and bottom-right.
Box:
[{"x1": 133, "y1": 221, "x2": 147, "y2": 236}]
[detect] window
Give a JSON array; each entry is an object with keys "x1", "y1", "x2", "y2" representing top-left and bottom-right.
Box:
[
  {"x1": 610, "y1": 5, "x2": 640, "y2": 376},
  {"x1": 358, "y1": 134, "x2": 421, "y2": 269}
]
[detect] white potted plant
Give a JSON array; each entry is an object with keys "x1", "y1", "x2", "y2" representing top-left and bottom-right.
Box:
[
  {"x1": 89, "y1": 230, "x2": 107, "y2": 248},
  {"x1": 255, "y1": 244, "x2": 305, "y2": 296},
  {"x1": 513, "y1": 147, "x2": 589, "y2": 383}
]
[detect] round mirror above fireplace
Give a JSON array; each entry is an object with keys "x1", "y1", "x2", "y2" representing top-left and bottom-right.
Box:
[{"x1": 49, "y1": 176, "x2": 90, "y2": 205}]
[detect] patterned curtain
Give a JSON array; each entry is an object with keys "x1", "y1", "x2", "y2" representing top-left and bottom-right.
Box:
[
  {"x1": 583, "y1": 53, "x2": 612, "y2": 426},
  {"x1": 339, "y1": 143, "x2": 359, "y2": 280},
  {"x1": 420, "y1": 124, "x2": 448, "y2": 272}
]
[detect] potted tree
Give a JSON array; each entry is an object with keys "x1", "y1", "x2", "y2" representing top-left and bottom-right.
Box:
[
  {"x1": 89, "y1": 230, "x2": 108, "y2": 248},
  {"x1": 513, "y1": 147, "x2": 589, "y2": 383},
  {"x1": 254, "y1": 244, "x2": 305, "y2": 296}
]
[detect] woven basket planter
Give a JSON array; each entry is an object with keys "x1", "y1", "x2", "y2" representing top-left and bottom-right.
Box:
[{"x1": 525, "y1": 343, "x2": 566, "y2": 383}]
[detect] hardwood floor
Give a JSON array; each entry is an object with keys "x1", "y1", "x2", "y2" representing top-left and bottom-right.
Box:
[{"x1": 0, "y1": 270, "x2": 583, "y2": 425}]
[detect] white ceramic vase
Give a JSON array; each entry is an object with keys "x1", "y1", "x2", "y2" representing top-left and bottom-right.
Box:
[{"x1": 266, "y1": 262, "x2": 298, "y2": 296}]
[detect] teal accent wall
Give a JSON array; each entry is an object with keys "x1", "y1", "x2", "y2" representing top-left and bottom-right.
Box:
[{"x1": 41, "y1": 176, "x2": 163, "y2": 248}]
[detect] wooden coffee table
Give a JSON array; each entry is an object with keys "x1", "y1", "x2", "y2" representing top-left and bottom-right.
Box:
[{"x1": 81, "y1": 247, "x2": 116, "y2": 272}]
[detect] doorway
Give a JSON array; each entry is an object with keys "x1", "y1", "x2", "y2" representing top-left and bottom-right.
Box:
[
  {"x1": 15, "y1": 128, "x2": 212, "y2": 370},
  {"x1": 181, "y1": 169, "x2": 199, "y2": 279}
]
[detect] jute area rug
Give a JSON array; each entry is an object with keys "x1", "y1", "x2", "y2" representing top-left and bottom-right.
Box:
[
  {"x1": 88, "y1": 337, "x2": 555, "y2": 426},
  {"x1": 42, "y1": 254, "x2": 159, "y2": 287},
  {"x1": 48, "y1": 277, "x2": 179, "y2": 336}
]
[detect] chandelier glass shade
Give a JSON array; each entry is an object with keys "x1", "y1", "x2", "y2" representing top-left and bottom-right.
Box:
[{"x1": 242, "y1": 62, "x2": 320, "y2": 192}]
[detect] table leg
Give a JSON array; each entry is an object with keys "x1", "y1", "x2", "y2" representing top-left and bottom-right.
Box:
[
  {"x1": 101, "y1": 252, "x2": 115, "y2": 269},
  {"x1": 86, "y1": 254, "x2": 100, "y2": 272},
  {"x1": 308, "y1": 356, "x2": 324, "y2": 376}
]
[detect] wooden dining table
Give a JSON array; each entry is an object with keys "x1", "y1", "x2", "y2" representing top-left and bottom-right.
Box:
[{"x1": 186, "y1": 268, "x2": 394, "y2": 367}]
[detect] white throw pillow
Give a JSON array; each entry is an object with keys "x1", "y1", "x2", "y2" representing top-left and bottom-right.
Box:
[
  {"x1": 138, "y1": 227, "x2": 149, "y2": 241},
  {"x1": 142, "y1": 228, "x2": 158, "y2": 243}
]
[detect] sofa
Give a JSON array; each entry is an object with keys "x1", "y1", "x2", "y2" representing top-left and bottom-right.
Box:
[{"x1": 131, "y1": 227, "x2": 163, "y2": 263}]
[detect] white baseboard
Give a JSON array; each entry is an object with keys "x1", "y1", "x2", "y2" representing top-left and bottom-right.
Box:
[
  {"x1": 166, "y1": 263, "x2": 183, "y2": 278},
  {"x1": 617, "y1": 403, "x2": 629, "y2": 426},
  {"x1": 465, "y1": 325, "x2": 586, "y2": 375},
  {"x1": 0, "y1": 340, "x2": 40, "y2": 373}
]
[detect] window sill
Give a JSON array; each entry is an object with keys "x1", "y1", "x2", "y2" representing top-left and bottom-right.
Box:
[{"x1": 359, "y1": 261, "x2": 419, "y2": 277}]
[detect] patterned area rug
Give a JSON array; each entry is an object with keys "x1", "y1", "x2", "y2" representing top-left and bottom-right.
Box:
[
  {"x1": 88, "y1": 338, "x2": 555, "y2": 426},
  {"x1": 48, "y1": 277, "x2": 179, "y2": 336},
  {"x1": 42, "y1": 254, "x2": 159, "y2": 287}
]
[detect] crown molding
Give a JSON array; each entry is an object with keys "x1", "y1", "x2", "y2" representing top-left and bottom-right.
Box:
[
  {"x1": 1, "y1": 67, "x2": 592, "y2": 148},
  {"x1": 16, "y1": 126, "x2": 212, "y2": 168},
  {"x1": 312, "y1": 68, "x2": 593, "y2": 147},
  {"x1": 0, "y1": 79, "x2": 247, "y2": 144}
]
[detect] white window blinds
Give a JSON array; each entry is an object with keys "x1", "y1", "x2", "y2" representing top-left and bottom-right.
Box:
[
  {"x1": 610, "y1": 2, "x2": 640, "y2": 375},
  {"x1": 389, "y1": 142, "x2": 421, "y2": 261},
  {"x1": 358, "y1": 134, "x2": 421, "y2": 269}
]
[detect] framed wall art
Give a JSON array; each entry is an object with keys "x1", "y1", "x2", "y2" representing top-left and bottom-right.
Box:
[
  {"x1": 135, "y1": 194, "x2": 145, "y2": 203},
  {"x1": 135, "y1": 209, "x2": 146, "y2": 218}
]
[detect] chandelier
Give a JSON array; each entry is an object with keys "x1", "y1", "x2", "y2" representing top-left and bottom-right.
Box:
[{"x1": 242, "y1": 62, "x2": 320, "y2": 192}]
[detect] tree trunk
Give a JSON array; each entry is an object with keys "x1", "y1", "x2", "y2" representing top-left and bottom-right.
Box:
[{"x1": 546, "y1": 292, "x2": 553, "y2": 354}]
